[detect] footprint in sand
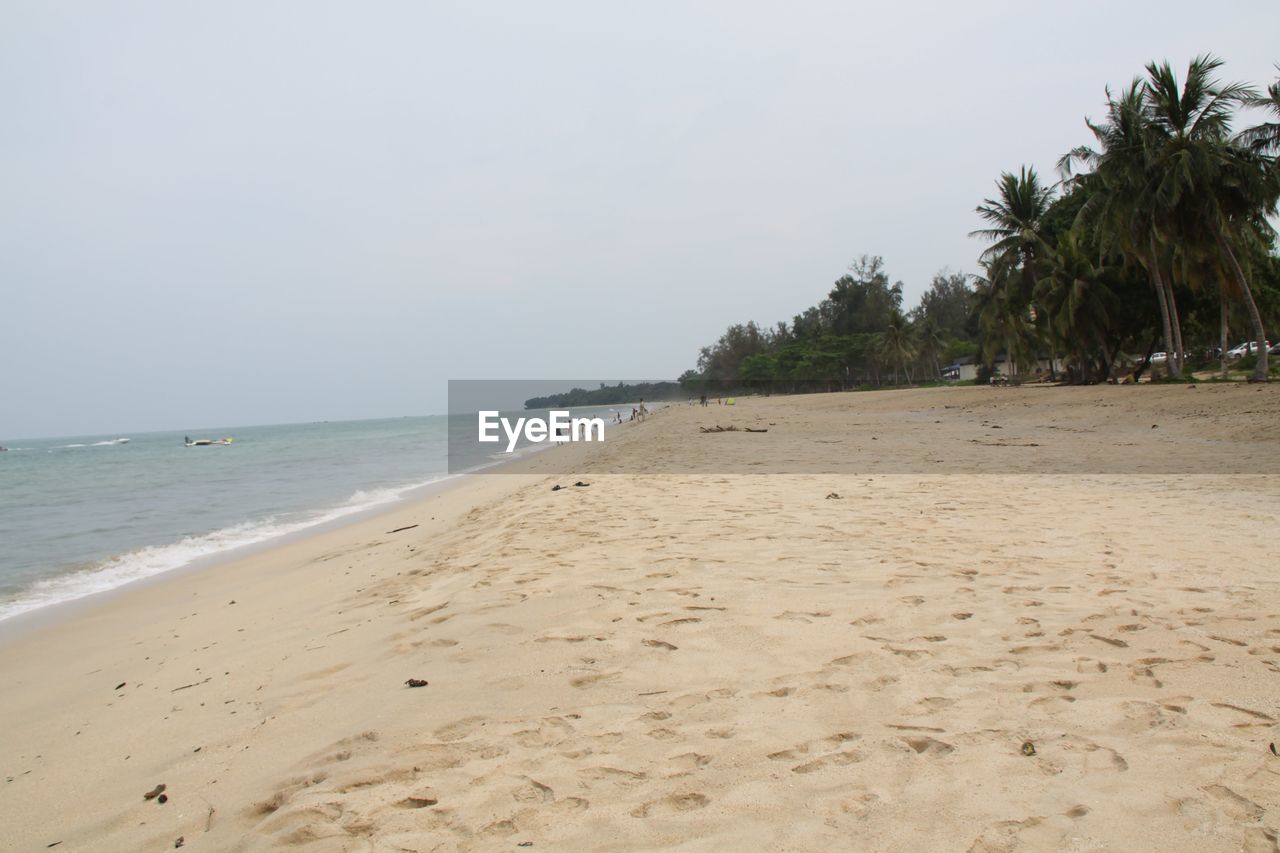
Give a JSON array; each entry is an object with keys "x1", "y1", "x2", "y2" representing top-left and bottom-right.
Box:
[
  {"x1": 667, "y1": 752, "x2": 712, "y2": 771},
  {"x1": 512, "y1": 778, "x2": 555, "y2": 803},
  {"x1": 582, "y1": 766, "x2": 647, "y2": 785},
  {"x1": 433, "y1": 716, "x2": 487, "y2": 742},
  {"x1": 396, "y1": 788, "x2": 440, "y2": 809},
  {"x1": 630, "y1": 792, "x2": 709, "y2": 817},
  {"x1": 570, "y1": 671, "x2": 620, "y2": 688},
  {"x1": 792, "y1": 750, "x2": 863, "y2": 774},
  {"x1": 642, "y1": 639, "x2": 678, "y2": 651},
  {"x1": 901, "y1": 736, "x2": 954, "y2": 756},
  {"x1": 776, "y1": 610, "x2": 833, "y2": 622}
]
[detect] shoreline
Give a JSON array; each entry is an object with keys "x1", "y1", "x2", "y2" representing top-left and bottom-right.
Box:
[
  {"x1": 0, "y1": 470, "x2": 481, "y2": 646},
  {"x1": 0, "y1": 412, "x2": 603, "y2": 639}
]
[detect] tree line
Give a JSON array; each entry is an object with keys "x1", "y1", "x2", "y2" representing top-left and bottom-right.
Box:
[
  {"x1": 682, "y1": 55, "x2": 1279, "y2": 392},
  {"x1": 524, "y1": 382, "x2": 683, "y2": 409}
]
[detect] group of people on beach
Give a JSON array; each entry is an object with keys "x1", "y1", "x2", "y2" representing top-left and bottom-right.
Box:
[{"x1": 610, "y1": 399, "x2": 649, "y2": 424}]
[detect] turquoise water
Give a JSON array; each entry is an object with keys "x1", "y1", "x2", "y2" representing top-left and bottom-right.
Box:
[{"x1": 0, "y1": 408, "x2": 631, "y2": 622}]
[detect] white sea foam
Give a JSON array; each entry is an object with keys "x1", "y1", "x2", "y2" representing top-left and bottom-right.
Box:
[{"x1": 0, "y1": 474, "x2": 456, "y2": 623}]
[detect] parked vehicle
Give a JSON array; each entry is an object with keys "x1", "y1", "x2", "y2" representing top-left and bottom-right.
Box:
[
  {"x1": 1227, "y1": 341, "x2": 1271, "y2": 359},
  {"x1": 1150, "y1": 352, "x2": 1167, "y2": 363}
]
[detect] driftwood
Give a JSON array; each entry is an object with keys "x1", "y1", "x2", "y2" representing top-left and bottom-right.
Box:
[
  {"x1": 170, "y1": 677, "x2": 211, "y2": 693},
  {"x1": 699, "y1": 425, "x2": 768, "y2": 433},
  {"x1": 387, "y1": 524, "x2": 419, "y2": 534}
]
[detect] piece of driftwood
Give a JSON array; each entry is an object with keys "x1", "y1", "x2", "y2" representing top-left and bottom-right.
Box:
[
  {"x1": 387, "y1": 524, "x2": 419, "y2": 534},
  {"x1": 699, "y1": 425, "x2": 767, "y2": 433},
  {"x1": 170, "y1": 677, "x2": 211, "y2": 693}
]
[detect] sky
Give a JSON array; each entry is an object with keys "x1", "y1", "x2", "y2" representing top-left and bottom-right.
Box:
[{"x1": 1, "y1": 1, "x2": 1277, "y2": 437}]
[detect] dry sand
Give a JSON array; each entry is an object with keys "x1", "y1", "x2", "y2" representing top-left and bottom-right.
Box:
[{"x1": 2, "y1": 384, "x2": 1279, "y2": 851}]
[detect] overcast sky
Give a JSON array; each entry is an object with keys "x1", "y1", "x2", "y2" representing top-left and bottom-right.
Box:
[{"x1": 2, "y1": 1, "x2": 1276, "y2": 437}]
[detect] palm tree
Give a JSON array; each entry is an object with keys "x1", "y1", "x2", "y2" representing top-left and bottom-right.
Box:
[
  {"x1": 1239, "y1": 68, "x2": 1280, "y2": 156},
  {"x1": 878, "y1": 311, "x2": 917, "y2": 385},
  {"x1": 917, "y1": 319, "x2": 947, "y2": 382},
  {"x1": 1036, "y1": 232, "x2": 1119, "y2": 382},
  {"x1": 1061, "y1": 81, "x2": 1189, "y2": 378},
  {"x1": 972, "y1": 257, "x2": 1037, "y2": 380},
  {"x1": 1143, "y1": 55, "x2": 1270, "y2": 380},
  {"x1": 972, "y1": 167, "x2": 1056, "y2": 303}
]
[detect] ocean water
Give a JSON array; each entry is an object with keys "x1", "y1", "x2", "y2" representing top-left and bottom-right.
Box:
[{"x1": 0, "y1": 409, "x2": 624, "y2": 623}]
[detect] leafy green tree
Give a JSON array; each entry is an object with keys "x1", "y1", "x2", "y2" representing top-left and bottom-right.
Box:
[{"x1": 912, "y1": 269, "x2": 973, "y2": 341}]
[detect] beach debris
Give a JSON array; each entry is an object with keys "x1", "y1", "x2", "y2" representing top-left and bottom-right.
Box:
[
  {"x1": 158, "y1": 793, "x2": 169, "y2": 804},
  {"x1": 171, "y1": 676, "x2": 212, "y2": 693},
  {"x1": 518, "y1": 843, "x2": 534, "y2": 848},
  {"x1": 388, "y1": 524, "x2": 419, "y2": 534},
  {"x1": 1151, "y1": 424, "x2": 1158, "y2": 429},
  {"x1": 574, "y1": 481, "x2": 590, "y2": 487},
  {"x1": 1270, "y1": 742, "x2": 1277, "y2": 756},
  {"x1": 115, "y1": 682, "x2": 126, "y2": 690},
  {"x1": 405, "y1": 678, "x2": 429, "y2": 688},
  {"x1": 143, "y1": 783, "x2": 167, "y2": 800},
  {"x1": 551, "y1": 484, "x2": 564, "y2": 491},
  {"x1": 700, "y1": 425, "x2": 738, "y2": 432},
  {"x1": 175, "y1": 838, "x2": 185, "y2": 849},
  {"x1": 825, "y1": 493, "x2": 842, "y2": 500},
  {"x1": 744, "y1": 427, "x2": 768, "y2": 433},
  {"x1": 1021, "y1": 741, "x2": 1036, "y2": 756},
  {"x1": 46, "y1": 843, "x2": 61, "y2": 849}
]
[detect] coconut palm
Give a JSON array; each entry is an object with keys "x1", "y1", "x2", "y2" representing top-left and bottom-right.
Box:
[
  {"x1": 1143, "y1": 55, "x2": 1270, "y2": 380},
  {"x1": 1060, "y1": 80, "x2": 1190, "y2": 378},
  {"x1": 1036, "y1": 232, "x2": 1119, "y2": 382},
  {"x1": 1239, "y1": 69, "x2": 1280, "y2": 156},
  {"x1": 917, "y1": 319, "x2": 947, "y2": 382},
  {"x1": 972, "y1": 257, "x2": 1038, "y2": 380},
  {"x1": 878, "y1": 311, "x2": 917, "y2": 385},
  {"x1": 971, "y1": 167, "x2": 1056, "y2": 302}
]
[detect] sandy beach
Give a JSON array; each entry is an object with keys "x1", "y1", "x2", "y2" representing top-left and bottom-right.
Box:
[{"x1": 3, "y1": 385, "x2": 1279, "y2": 851}]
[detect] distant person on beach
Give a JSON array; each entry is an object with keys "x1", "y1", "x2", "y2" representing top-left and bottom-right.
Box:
[{"x1": 700, "y1": 394, "x2": 707, "y2": 407}]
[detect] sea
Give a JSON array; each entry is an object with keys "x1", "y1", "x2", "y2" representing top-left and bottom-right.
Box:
[{"x1": 0, "y1": 408, "x2": 629, "y2": 623}]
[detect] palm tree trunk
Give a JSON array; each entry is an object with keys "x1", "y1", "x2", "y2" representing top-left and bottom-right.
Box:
[
  {"x1": 1148, "y1": 236, "x2": 1181, "y2": 379},
  {"x1": 1165, "y1": 277, "x2": 1186, "y2": 376},
  {"x1": 1219, "y1": 291, "x2": 1229, "y2": 380},
  {"x1": 1215, "y1": 225, "x2": 1270, "y2": 381}
]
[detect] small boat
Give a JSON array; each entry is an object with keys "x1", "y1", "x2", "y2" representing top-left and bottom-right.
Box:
[{"x1": 184, "y1": 437, "x2": 234, "y2": 447}]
